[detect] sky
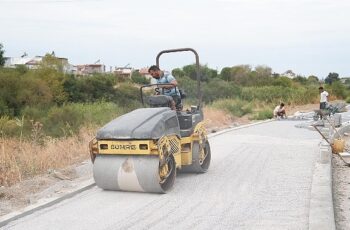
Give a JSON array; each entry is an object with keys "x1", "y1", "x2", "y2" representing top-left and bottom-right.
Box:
[{"x1": 1, "y1": 0, "x2": 350, "y2": 78}]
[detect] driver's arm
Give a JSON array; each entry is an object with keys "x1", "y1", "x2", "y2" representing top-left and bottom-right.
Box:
[
  {"x1": 160, "y1": 80, "x2": 177, "y2": 89},
  {"x1": 167, "y1": 79, "x2": 177, "y2": 88}
]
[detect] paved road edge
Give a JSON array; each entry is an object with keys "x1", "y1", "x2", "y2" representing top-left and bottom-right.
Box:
[{"x1": 0, "y1": 180, "x2": 96, "y2": 228}]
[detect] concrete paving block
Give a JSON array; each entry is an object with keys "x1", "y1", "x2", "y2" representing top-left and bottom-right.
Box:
[{"x1": 309, "y1": 143, "x2": 335, "y2": 230}]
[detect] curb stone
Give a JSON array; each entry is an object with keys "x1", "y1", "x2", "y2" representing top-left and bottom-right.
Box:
[{"x1": 308, "y1": 141, "x2": 335, "y2": 230}]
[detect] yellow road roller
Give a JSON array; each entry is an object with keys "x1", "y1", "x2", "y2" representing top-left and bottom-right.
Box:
[{"x1": 89, "y1": 48, "x2": 211, "y2": 193}]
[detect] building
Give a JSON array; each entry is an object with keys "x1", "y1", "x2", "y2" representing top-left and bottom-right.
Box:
[
  {"x1": 138, "y1": 67, "x2": 152, "y2": 80},
  {"x1": 76, "y1": 64, "x2": 106, "y2": 75},
  {"x1": 5, "y1": 56, "x2": 37, "y2": 69},
  {"x1": 114, "y1": 67, "x2": 133, "y2": 78},
  {"x1": 340, "y1": 77, "x2": 350, "y2": 84},
  {"x1": 4, "y1": 54, "x2": 76, "y2": 74}
]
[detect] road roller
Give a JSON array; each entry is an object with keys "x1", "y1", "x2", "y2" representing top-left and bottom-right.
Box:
[{"x1": 89, "y1": 48, "x2": 211, "y2": 193}]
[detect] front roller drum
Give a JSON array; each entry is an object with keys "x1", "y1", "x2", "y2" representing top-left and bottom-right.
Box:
[
  {"x1": 180, "y1": 140, "x2": 211, "y2": 173},
  {"x1": 93, "y1": 155, "x2": 176, "y2": 193}
]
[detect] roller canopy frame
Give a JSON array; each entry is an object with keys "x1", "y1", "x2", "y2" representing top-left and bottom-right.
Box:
[{"x1": 156, "y1": 48, "x2": 202, "y2": 109}]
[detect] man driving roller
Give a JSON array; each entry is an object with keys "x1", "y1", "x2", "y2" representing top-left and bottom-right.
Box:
[{"x1": 148, "y1": 65, "x2": 182, "y2": 110}]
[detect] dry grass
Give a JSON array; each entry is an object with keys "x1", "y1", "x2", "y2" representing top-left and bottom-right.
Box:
[
  {"x1": 203, "y1": 107, "x2": 251, "y2": 131},
  {"x1": 203, "y1": 107, "x2": 233, "y2": 128},
  {"x1": 0, "y1": 128, "x2": 94, "y2": 187}
]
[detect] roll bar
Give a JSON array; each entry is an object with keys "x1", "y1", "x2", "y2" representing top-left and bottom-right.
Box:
[{"x1": 156, "y1": 48, "x2": 202, "y2": 108}]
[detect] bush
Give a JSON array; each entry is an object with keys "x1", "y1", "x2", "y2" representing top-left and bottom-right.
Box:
[
  {"x1": 211, "y1": 99, "x2": 252, "y2": 117},
  {"x1": 0, "y1": 116, "x2": 19, "y2": 137},
  {"x1": 64, "y1": 74, "x2": 117, "y2": 102},
  {"x1": 241, "y1": 86, "x2": 318, "y2": 105},
  {"x1": 20, "y1": 101, "x2": 139, "y2": 138},
  {"x1": 131, "y1": 71, "x2": 149, "y2": 84},
  {"x1": 272, "y1": 77, "x2": 293, "y2": 87},
  {"x1": 202, "y1": 78, "x2": 241, "y2": 103},
  {"x1": 328, "y1": 81, "x2": 347, "y2": 99},
  {"x1": 114, "y1": 82, "x2": 142, "y2": 106},
  {"x1": 346, "y1": 96, "x2": 350, "y2": 103},
  {"x1": 44, "y1": 105, "x2": 83, "y2": 137},
  {"x1": 251, "y1": 109, "x2": 273, "y2": 120}
]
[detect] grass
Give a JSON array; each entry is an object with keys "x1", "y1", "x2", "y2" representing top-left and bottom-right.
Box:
[
  {"x1": 203, "y1": 107, "x2": 235, "y2": 129},
  {"x1": 0, "y1": 101, "x2": 138, "y2": 139},
  {"x1": 251, "y1": 109, "x2": 274, "y2": 120},
  {"x1": 0, "y1": 101, "x2": 138, "y2": 187},
  {"x1": 0, "y1": 128, "x2": 93, "y2": 186},
  {"x1": 211, "y1": 99, "x2": 253, "y2": 117}
]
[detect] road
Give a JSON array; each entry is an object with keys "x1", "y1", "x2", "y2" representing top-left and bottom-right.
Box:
[{"x1": 2, "y1": 120, "x2": 320, "y2": 230}]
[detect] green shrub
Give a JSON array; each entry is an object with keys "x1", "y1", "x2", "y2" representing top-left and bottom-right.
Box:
[
  {"x1": 251, "y1": 109, "x2": 273, "y2": 120},
  {"x1": 0, "y1": 99, "x2": 10, "y2": 116},
  {"x1": 211, "y1": 99, "x2": 252, "y2": 117},
  {"x1": 0, "y1": 116, "x2": 20, "y2": 137},
  {"x1": 21, "y1": 101, "x2": 139, "y2": 138},
  {"x1": 44, "y1": 105, "x2": 83, "y2": 137},
  {"x1": 346, "y1": 96, "x2": 350, "y2": 103},
  {"x1": 327, "y1": 81, "x2": 347, "y2": 99},
  {"x1": 131, "y1": 71, "x2": 149, "y2": 84},
  {"x1": 272, "y1": 77, "x2": 293, "y2": 87},
  {"x1": 202, "y1": 78, "x2": 241, "y2": 103},
  {"x1": 241, "y1": 86, "x2": 318, "y2": 105},
  {"x1": 114, "y1": 82, "x2": 142, "y2": 106}
]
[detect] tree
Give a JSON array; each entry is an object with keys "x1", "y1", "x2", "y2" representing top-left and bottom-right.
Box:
[
  {"x1": 220, "y1": 67, "x2": 231, "y2": 81},
  {"x1": 230, "y1": 65, "x2": 251, "y2": 84},
  {"x1": 325, "y1": 72, "x2": 339, "y2": 85},
  {"x1": 172, "y1": 68, "x2": 185, "y2": 78},
  {"x1": 307, "y1": 75, "x2": 319, "y2": 84},
  {"x1": 182, "y1": 64, "x2": 217, "y2": 81},
  {"x1": 40, "y1": 53, "x2": 64, "y2": 72},
  {"x1": 131, "y1": 71, "x2": 149, "y2": 84},
  {"x1": 0, "y1": 43, "x2": 5, "y2": 66},
  {"x1": 293, "y1": 75, "x2": 307, "y2": 84},
  {"x1": 254, "y1": 65, "x2": 272, "y2": 78},
  {"x1": 329, "y1": 80, "x2": 346, "y2": 98},
  {"x1": 200, "y1": 64, "x2": 217, "y2": 81},
  {"x1": 182, "y1": 64, "x2": 197, "y2": 80}
]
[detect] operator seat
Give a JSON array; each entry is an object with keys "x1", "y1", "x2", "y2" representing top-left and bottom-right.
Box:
[{"x1": 147, "y1": 95, "x2": 175, "y2": 109}]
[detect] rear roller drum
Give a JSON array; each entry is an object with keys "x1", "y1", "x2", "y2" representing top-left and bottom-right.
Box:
[
  {"x1": 180, "y1": 140, "x2": 211, "y2": 173},
  {"x1": 159, "y1": 154, "x2": 176, "y2": 191}
]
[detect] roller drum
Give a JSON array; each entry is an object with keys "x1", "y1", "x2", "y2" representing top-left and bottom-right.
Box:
[{"x1": 93, "y1": 155, "x2": 175, "y2": 193}]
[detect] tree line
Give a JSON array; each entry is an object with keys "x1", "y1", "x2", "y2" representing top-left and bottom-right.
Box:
[{"x1": 1, "y1": 43, "x2": 349, "y2": 138}]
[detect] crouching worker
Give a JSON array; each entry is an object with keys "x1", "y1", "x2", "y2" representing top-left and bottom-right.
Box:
[
  {"x1": 273, "y1": 103, "x2": 286, "y2": 119},
  {"x1": 148, "y1": 65, "x2": 182, "y2": 110}
]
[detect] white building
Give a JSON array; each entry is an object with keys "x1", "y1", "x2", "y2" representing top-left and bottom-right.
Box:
[{"x1": 4, "y1": 54, "x2": 76, "y2": 74}]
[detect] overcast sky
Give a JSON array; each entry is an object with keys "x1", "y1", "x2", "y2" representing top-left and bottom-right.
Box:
[{"x1": 1, "y1": 0, "x2": 350, "y2": 78}]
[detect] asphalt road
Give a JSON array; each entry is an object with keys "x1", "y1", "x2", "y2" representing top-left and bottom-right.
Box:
[{"x1": 2, "y1": 121, "x2": 320, "y2": 230}]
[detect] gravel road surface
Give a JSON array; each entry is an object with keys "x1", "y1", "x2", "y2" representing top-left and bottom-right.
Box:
[{"x1": 2, "y1": 121, "x2": 320, "y2": 230}]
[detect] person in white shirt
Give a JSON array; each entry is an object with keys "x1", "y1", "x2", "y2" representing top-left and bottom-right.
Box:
[
  {"x1": 273, "y1": 103, "x2": 286, "y2": 118},
  {"x1": 319, "y1": 86, "x2": 329, "y2": 110}
]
